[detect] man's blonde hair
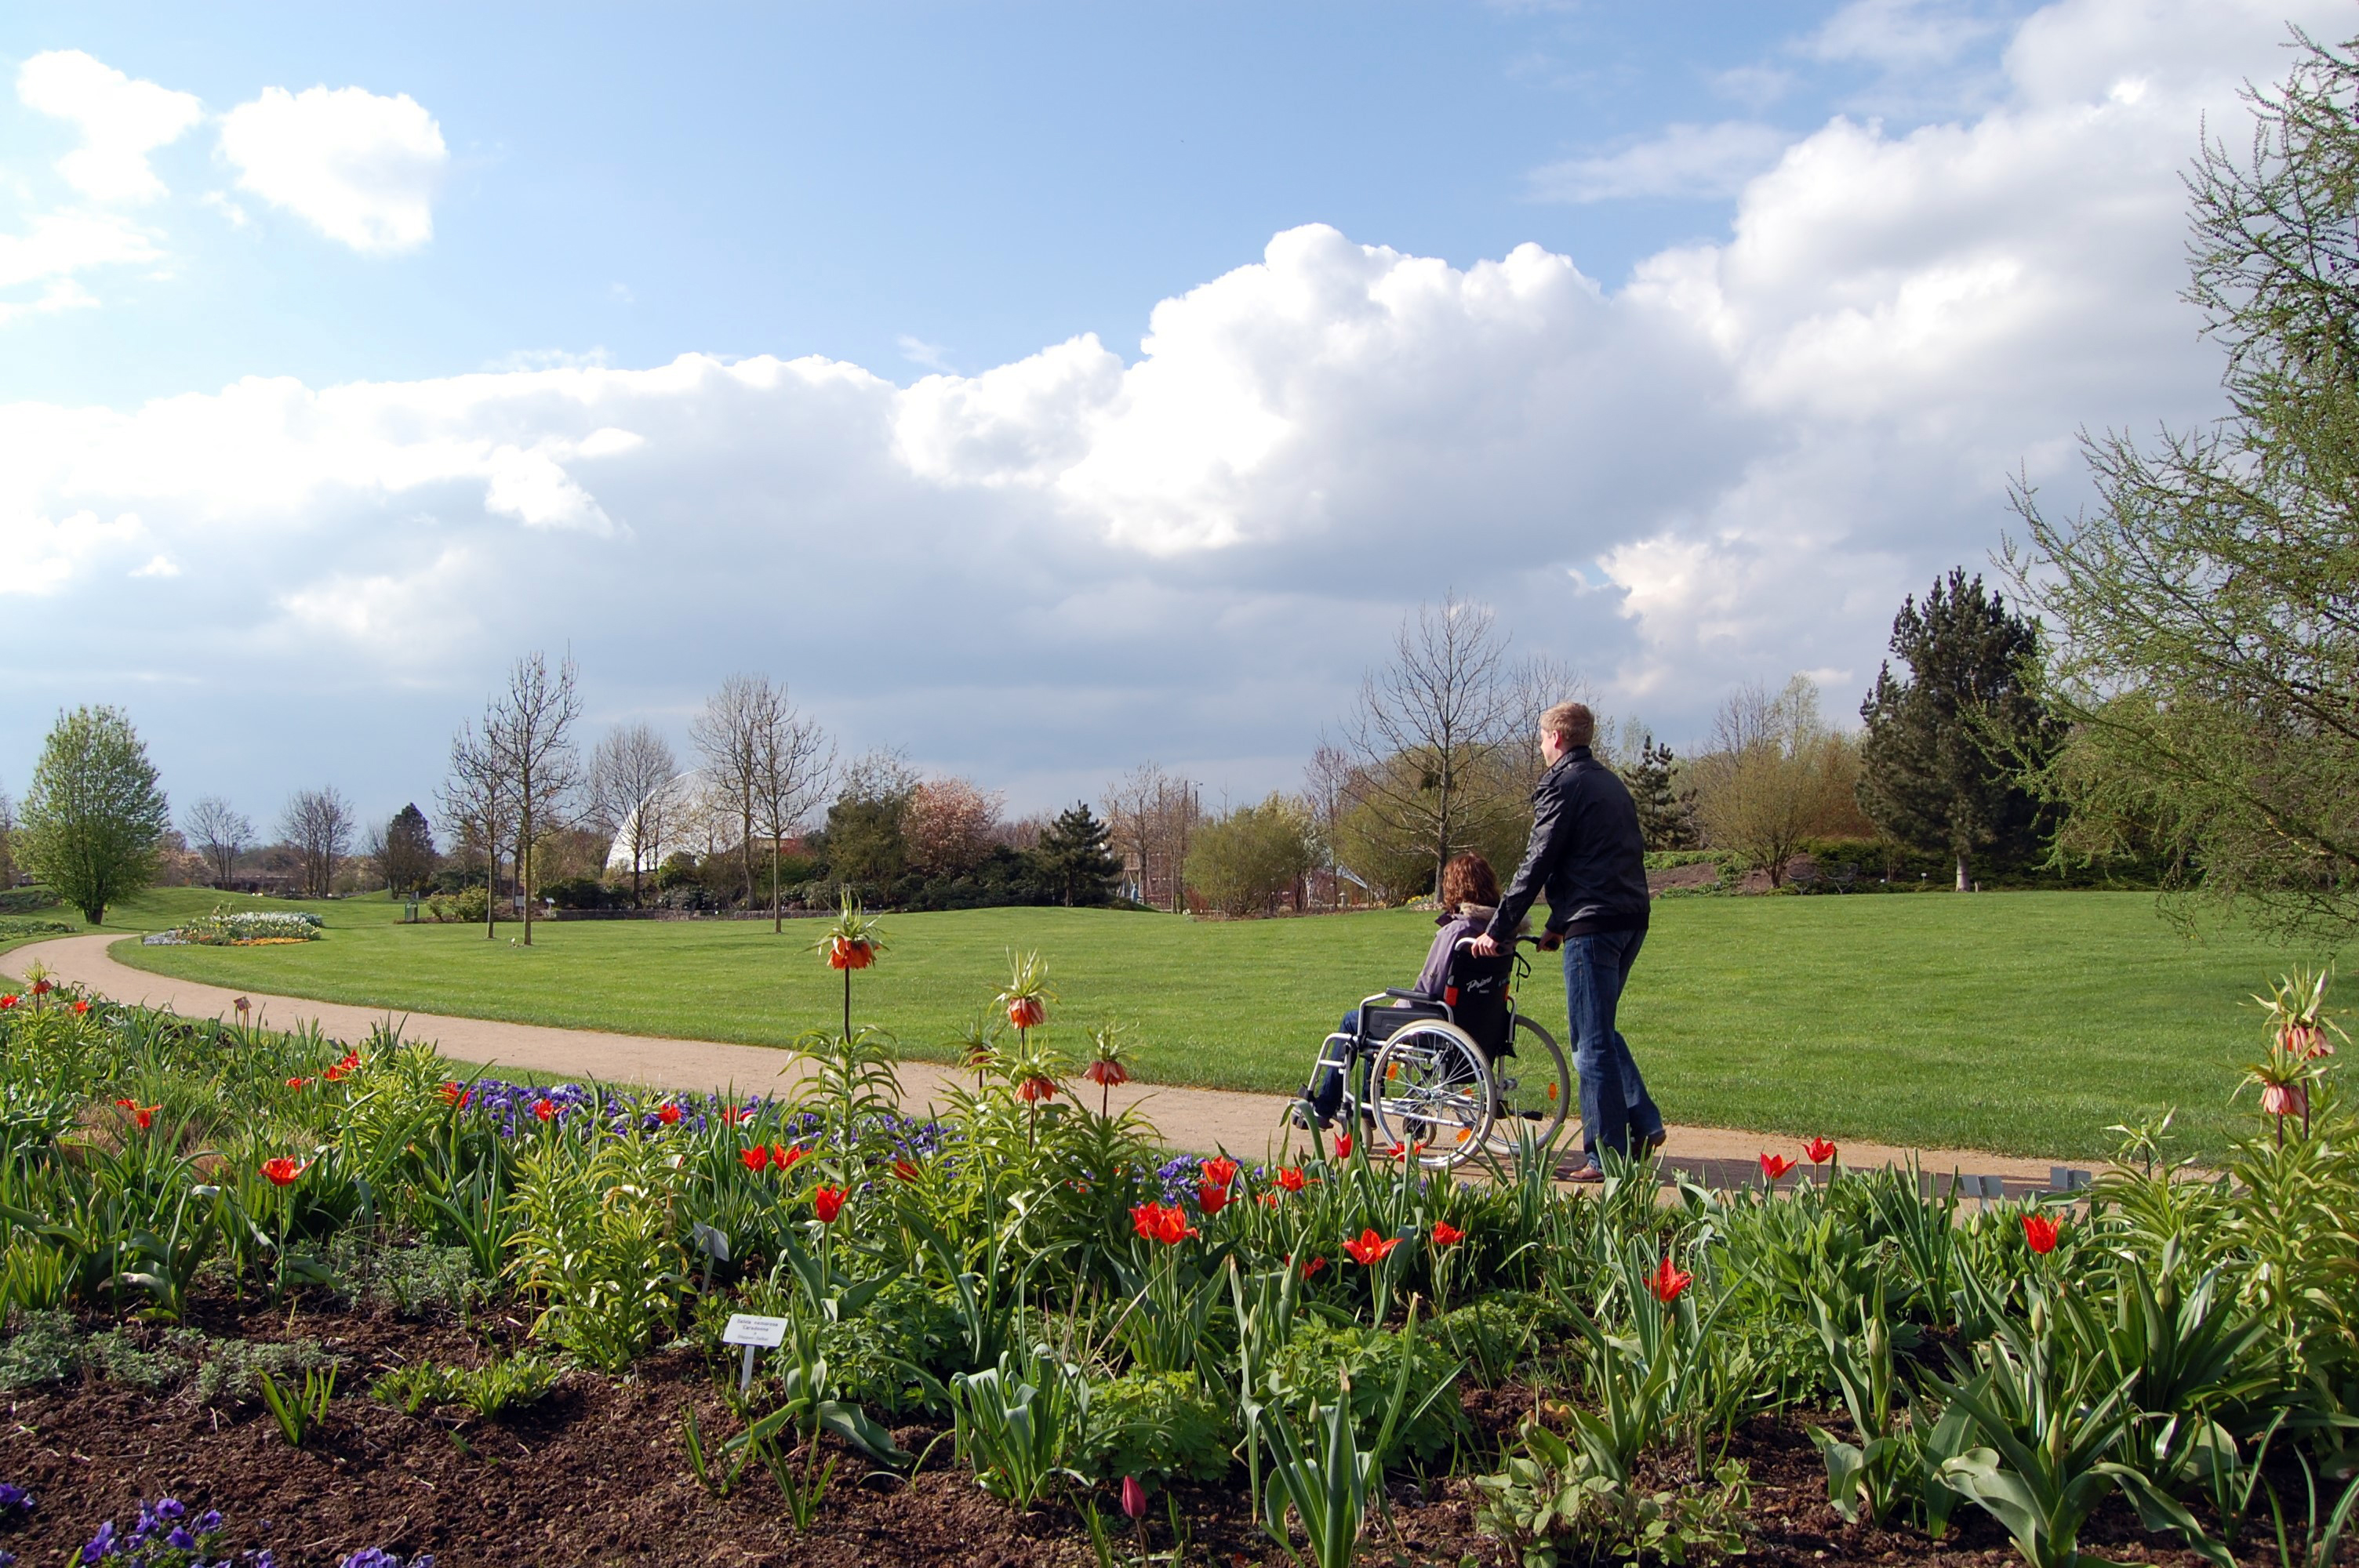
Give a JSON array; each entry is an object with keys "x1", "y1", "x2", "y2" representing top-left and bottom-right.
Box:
[{"x1": 1540, "y1": 701, "x2": 1594, "y2": 749}]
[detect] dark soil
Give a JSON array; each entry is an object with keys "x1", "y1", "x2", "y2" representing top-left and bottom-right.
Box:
[{"x1": 0, "y1": 1300, "x2": 2277, "y2": 1567}]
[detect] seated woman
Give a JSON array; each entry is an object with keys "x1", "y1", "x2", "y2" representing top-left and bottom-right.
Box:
[{"x1": 1300, "y1": 851, "x2": 1506, "y2": 1124}]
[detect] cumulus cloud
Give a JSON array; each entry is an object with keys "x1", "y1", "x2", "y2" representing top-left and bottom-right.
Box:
[
  {"x1": 0, "y1": 0, "x2": 2341, "y2": 813},
  {"x1": 1529, "y1": 122, "x2": 1794, "y2": 204},
  {"x1": 16, "y1": 50, "x2": 202, "y2": 204},
  {"x1": 217, "y1": 85, "x2": 447, "y2": 252}
]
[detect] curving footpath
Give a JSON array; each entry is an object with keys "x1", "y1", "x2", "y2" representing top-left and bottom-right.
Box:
[{"x1": 7, "y1": 933, "x2": 2074, "y2": 1185}]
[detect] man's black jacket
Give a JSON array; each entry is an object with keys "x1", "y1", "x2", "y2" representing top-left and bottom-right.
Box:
[{"x1": 1485, "y1": 746, "x2": 1651, "y2": 942}]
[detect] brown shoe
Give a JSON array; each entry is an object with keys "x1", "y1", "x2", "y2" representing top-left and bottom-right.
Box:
[{"x1": 1561, "y1": 1163, "x2": 1605, "y2": 1184}]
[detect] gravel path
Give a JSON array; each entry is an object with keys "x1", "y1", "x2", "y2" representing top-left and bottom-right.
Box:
[{"x1": 8, "y1": 932, "x2": 2076, "y2": 1184}]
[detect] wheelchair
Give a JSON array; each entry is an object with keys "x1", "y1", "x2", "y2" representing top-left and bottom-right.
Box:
[{"x1": 1295, "y1": 935, "x2": 1572, "y2": 1171}]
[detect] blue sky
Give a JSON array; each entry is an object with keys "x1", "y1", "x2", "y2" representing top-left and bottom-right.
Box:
[
  {"x1": 0, "y1": 0, "x2": 2328, "y2": 831},
  {"x1": 5, "y1": 2, "x2": 2026, "y2": 404}
]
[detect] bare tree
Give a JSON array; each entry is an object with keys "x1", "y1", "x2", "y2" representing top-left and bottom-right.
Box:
[
  {"x1": 1302, "y1": 741, "x2": 1354, "y2": 910},
  {"x1": 0, "y1": 783, "x2": 17, "y2": 888},
  {"x1": 691, "y1": 675, "x2": 766, "y2": 907},
  {"x1": 590, "y1": 722, "x2": 681, "y2": 906},
  {"x1": 1340, "y1": 593, "x2": 1521, "y2": 897},
  {"x1": 278, "y1": 787, "x2": 355, "y2": 898},
  {"x1": 184, "y1": 796, "x2": 254, "y2": 887},
  {"x1": 485, "y1": 651, "x2": 583, "y2": 946},
  {"x1": 440, "y1": 718, "x2": 509, "y2": 938},
  {"x1": 907, "y1": 777, "x2": 1004, "y2": 877},
  {"x1": 1687, "y1": 677, "x2": 1856, "y2": 886},
  {"x1": 749, "y1": 688, "x2": 831, "y2": 932},
  {"x1": 1102, "y1": 762, "x2": 1202, "y2": 911}
]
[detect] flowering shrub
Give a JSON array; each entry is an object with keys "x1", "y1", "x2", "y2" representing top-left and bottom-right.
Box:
[{"x1": 148, "y1": 909, "x2": 325, "y2": 947}]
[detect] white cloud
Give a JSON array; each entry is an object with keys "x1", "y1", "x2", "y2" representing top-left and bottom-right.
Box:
[
  {"x1": 0, "y1": 0, "x2": 2343, "y2": 809},
  {"x1": 129, "y1": 554, "x2": 180, "y2": 578},
  {"x1": 898, "y1": 335, "x2": 951, "y2": 371},
  {"x1": 1529, "y1": 122, "x2": 1794, "y2": 203},
  {"x1": 217, "y1": 85, "x2": 447, "y2": 253},
  {"x1": 1808, "y1": 0, "x2": 2005, "y2": 69},
  {"x1": 0, "y1": 211, "x2": 162, "y2": 290},
  {"x1": 16, "y1": 50, "x2": 202, "y2": 204}
]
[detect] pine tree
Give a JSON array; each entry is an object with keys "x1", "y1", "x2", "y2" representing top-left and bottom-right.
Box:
[
  {"x1": 1619, "y1": 735, "x2": 1698, "y2": 851},
  {"x1": 1857, "y1": 570, "x2": 2048, "y2": 891},
  {"x1": 1034, "y1": 802, "x2": 1121, "y2": 907},
  {"x1": 384, "y1": 804, "x2": 438, "y2": 893}
]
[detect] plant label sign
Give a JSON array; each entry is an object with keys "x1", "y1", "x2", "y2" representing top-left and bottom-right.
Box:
[
  {"x1": 722, "y1": 1313, "x2": 790, "y2": 1392},
  {"x1": 722, "y1": 1315, "x2": 789, "y2": 1348}
]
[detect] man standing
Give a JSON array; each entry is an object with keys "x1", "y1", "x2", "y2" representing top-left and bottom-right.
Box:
[{"x1": 1470, "y1": 701, "x2": 1661, "y2": 1181}]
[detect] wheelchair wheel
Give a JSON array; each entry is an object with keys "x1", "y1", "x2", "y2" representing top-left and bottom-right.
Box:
[
  {"x1": 1485, "y1": 1013, "x2": 1571, "y2": 1160},
  {"x1": 1369, "y1": 1020, "x2": 1494, "y2": 1168}
]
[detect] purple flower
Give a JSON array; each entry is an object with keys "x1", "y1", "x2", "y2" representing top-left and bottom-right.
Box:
[
  {"x1": 165, "y1": 1527, "x2": 195, "y2": 1551},
  {"x1": 197, "y1": 1512, "x2": 222, "y2": 1534},
  {"x1": 0, "y1": 1484, "x2": 30, "y2": 1512},
  {"x1": 79, "y1": 1519, "x2": 114, "y2": 1563}
]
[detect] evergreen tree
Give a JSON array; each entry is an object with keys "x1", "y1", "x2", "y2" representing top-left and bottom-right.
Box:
[
  {"x1": 1034, "y1": 802, "x2": 1121, "y2": 907},
  {"x1": 1857, "y1": 569, "x2": 2048, "y2": 891},
  {"x1": 383, "y1": 804, "x2": 438, "y2": 894},
  {"x1": 1619, "y1": 734, "x2": 1698, "y2": 851},
  {"x1": 18, "y1": 705, "x2": 170, "y2": 924}
]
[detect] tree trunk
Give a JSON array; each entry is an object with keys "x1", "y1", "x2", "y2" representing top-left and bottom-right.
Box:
[
  {"x1": 1955, "y1": 851, "x2": 1971, "y2": 893},
  {"x1": 485, "y1": 849, "x2": 498, "y2": 940},
  {"x1": 772, "y1": 844, "x2": 782, "y2": 934}
]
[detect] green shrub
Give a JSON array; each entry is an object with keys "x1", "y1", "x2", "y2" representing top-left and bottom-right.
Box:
[
  {"x1": 327, "y1": 1237, "x2": 486, "y2": 1319},
  {"x1": 0, "y1": 887, "x2": 62, "y2": 916},
  {"x1": 1082, "y1": 1367, "x2": 1236, "y2": 1482},
  {"x1": 82, "y1": 1327, "x2": 184, "y2": 1391},
  {"x1": 192, "y1": 1337, "x2": 338, "y2": 1406},
  {"x1": 0, "y1": 1309, "x2": 77, "y2": 1389},
  {"x1": 1267, "y1": 1319, "x2": 1465, "y2": 1467},
  {"x1": 1436, "y1": 1291, "x2": 1577, "y2": 1386},
  {"x1": 0, "y1": 918, "x2": 74, "y2": 942}
]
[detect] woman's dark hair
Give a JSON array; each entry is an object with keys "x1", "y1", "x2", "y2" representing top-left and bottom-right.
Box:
[{"x1": 1441, "y1": 853, "x2": 1499, "y2": 910}]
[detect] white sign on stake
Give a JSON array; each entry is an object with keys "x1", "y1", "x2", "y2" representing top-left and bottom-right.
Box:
[{"x1": 722, "y1": 1313, "x2": 791, "y2": 1392}]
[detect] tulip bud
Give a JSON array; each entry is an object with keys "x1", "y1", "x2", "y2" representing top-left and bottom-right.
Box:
[{"x1": 1121, "y1": 1475, "x2": 1147, "y2": 1521}]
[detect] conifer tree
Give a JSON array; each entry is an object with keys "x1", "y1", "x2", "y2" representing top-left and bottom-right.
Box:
[
  {"x1": 1034, "y1": 802, "x2": 1121, "y2": 907},
  {"x1": 1858, "y1": 570, "x2": 2049, "y2": 891}
]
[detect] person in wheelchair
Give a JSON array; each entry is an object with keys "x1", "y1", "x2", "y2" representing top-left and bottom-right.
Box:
[{"x1": 1298, "y1": 852, "x2": 1519, "y2": 1127}]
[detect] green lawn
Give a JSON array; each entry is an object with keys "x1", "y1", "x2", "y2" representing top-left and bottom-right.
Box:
[
  {"x1": 0, "y1": 887, "x2": 321, "y2": 960},
  {"x1": 61, "y1": 889, "x2": 2326, "y2": 1163}
]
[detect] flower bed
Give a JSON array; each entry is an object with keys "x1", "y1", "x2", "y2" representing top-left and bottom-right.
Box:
[
  {"x1": 0, "y1": 937, "x2": 2349, "y2": 1568},
  {"x1": 144, "y1": 909, "x2": 325, "y2": 947}
]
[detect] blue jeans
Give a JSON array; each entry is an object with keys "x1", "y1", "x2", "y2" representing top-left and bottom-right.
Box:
[{"x1": 1565, "y1": 928, "x2": 1661, "y2": 1169}]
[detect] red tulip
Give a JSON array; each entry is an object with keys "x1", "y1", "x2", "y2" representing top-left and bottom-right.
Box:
[
  {"x1": 1016, "y1": 1075, "x2": 1057, "y2": 1105},
  {"x1": 775, "y1": 1144, "x2": 805, "y2": 1171},
  {"x1": 1343, "y1": 1228, "x2": 1401, "y2": 1267},
  {"x1": 1258, "y1": 1192, "x2": 1280, "y2": 1207},
  {"x1": 438, "y1": 1080, "x2": 466, "y2": 1105},
  {"x1": 115, "y1": 1098, "x2": 136, "y2": 1110},
  {"x1": 1158, "y1": 1204, "x2": 1198, "y2": 1245},
  {"x1": 891, "y1": 1159, "x2": 920, "y2": 1182},
  {"x1": 0, "y1": 995, "x2": 17, "y2": 1009},
  {"x1": 1390, "y1": 1140, "x2": 1427, "y2": 1164},
  {"x1": 656, "y1": 1102, "x2": 681, "y2": 1125},
  {"x1": 1201, "y1": 1156, "x2": 1238, "y2": 1190},
  {"x1": 1333, "y1": 1132, "x2": 1354, "y2": 1160},
  {"x1": 1085, "y1": 1058, "x2": 1130, "y2": 1087},
  {"x1": 1275, "y1": 1165, "x2": 1307, "y2": 1193},
  {"x1": 720, "y1": 1105, "x2": 746, "y2": 1125},
  {"x1": 337, "y1": 1052, "x2": 359, "y2": 1071},
  {"x1": 1805, "y1": 1138, "x2": 1837, "y2": 1165},
  {"x1": 133, "y1": 1105, "x2": 157, "y2": 1131},
  {"x1": 1759, "y1": 1153, "x2": 1796, "y2": 1181},
  {"x1": 324, "y1": 1064, "x2": 347, "y2": 1083},
  {"x1": 260, "y1": 1157, "x2": 307, "y2": 1186},
  {"x1": 71, "y1": 1000, "x2": 89, "y2": 1015},
  {"x1": 285, "y1": 1076, "x2": 312, "y2": 1089},
  {"x1": 1299, "y1": 1254, "x2": 1327, "y2": 1279},
  {"x1": 1121, "y1": 1475, "x2": 1147, "y2": 1520},
  {"x1": 533, "y1": 1098, "x2": 557, "y2": 1123},
  {"x1": 1007, "y1": 995, "x2": 1045, "y2": 1029},
  {"x1": 742, "y1": 1145, "x2": 771, "y2": 1173},
  {"x1": 1648, "y1": 1257, "x2": 1692, "y2": 1303},
  {"x1": 813, "y1": 1186, "x2": 846, "y2": 1224},
  {"x1": 1431, "y1": 1221, "x2": 1464, "y2": 1247},
  {"x1": 1197, "y1": 1180, "x2": 1229, "y2": 1216},
  {"x1": 2021, "y1": 1214, "x2": 2061, "y2": 1254}
]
